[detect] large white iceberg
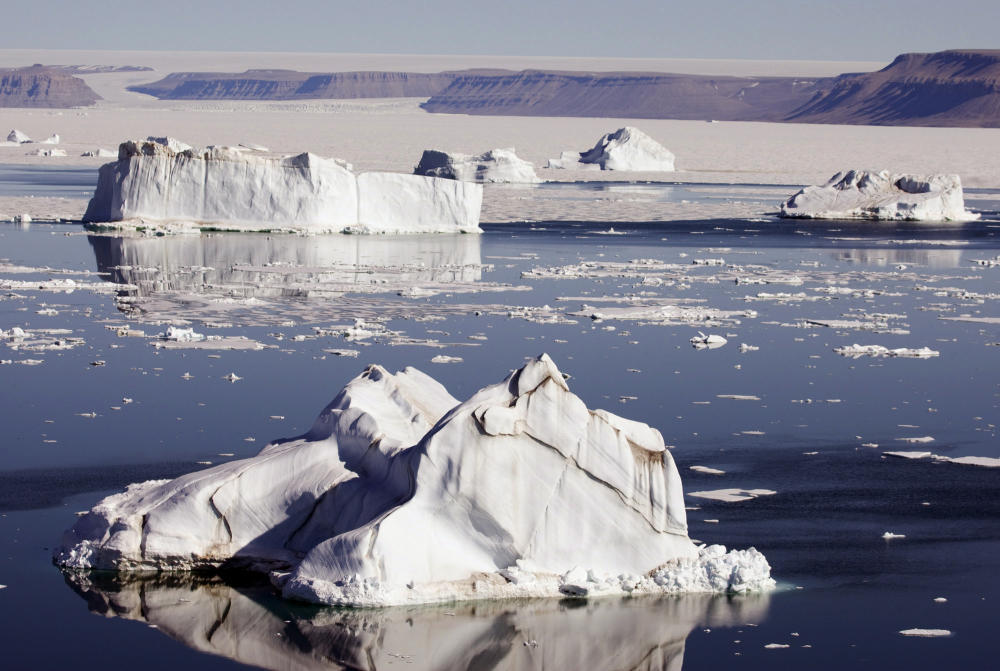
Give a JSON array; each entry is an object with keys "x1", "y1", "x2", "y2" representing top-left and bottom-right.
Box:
[
  {"x1": 55, "y1": 354, "x2": 773, "y2": 607},
  {"x1": 82, "y1": 138, "x2": 482, "y2": 234},
  {"x1": 547, "y1": 126, "x2": 676, "y2": 171},
  {"x1": 779, "y1": 170, "x2": 978, "y2": 222},
  {"x1": 414, "y1": 147, "x2": 540, "y2": 183}
]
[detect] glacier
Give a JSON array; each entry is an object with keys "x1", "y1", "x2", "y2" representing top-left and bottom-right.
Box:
[
  {"x1": 82, "y1": 138, "x2": 483, "y2": 234},
  {"x1": 55, "y1": 354, "x2": 773, "y2": 607},
  {"x1": 414, "y1": 147, "x2": 540, "y2": 183},
  {"x1": 779, "y1": 170, "x2": 978, "y2": 222},
  {"x1": 547, "y1": 126, "x2": 676, "y2": 171}
]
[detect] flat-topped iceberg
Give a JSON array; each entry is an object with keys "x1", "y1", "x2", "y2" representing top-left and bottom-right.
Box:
[
  {"x1": 82, "y1": 138, "x2": 482, "y2": 234},
  {"x1": 547, "y1": 126, "x2": 676, "y2": 171},
  {"x1": 55, "y1": 354, "x2": 773, "y2": 607},
  {"x1": 779, "y1": 170, "x2": 978, "y2": 222},
  {"x1": 414, "y1": 147, "x2": 540, "y2": 183}
]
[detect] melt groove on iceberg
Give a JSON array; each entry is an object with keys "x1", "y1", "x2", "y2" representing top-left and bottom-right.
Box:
[{"x1": 55, "y1": 354, "x2": 774, "y2": 607}]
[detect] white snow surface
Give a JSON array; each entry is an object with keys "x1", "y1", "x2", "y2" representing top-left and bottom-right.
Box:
[
  {"x1": 414, "y1": 147, "x2": 540, "y2": 183},
  {"x1": 547, "y1": 127, "x2": 676, "y2": 171},
  {"x1": 780, "y1": 170, "x2": 978, "y2": 222},
  {"x1": 55, "y1": 354, "x2": 774, "y2": 607},
  {"x1": 82, "y1": 138, "x2": 482, "y2": 234}
]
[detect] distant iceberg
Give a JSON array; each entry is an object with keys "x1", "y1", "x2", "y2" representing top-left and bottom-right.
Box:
[
  {"x1": 414, "y1": 147, "x2": 540, "y2": 183},
  {"x1": 779, "y1": 170, "x2": 978, "y2": 222},
  {"x1": 83, "y1": 138, "x2": 482, "y2": 234},
  {"x1": 55, "y1": 354, "x2": 773, "y2": 607},
  {"x1": 547, "y1": 126, "x2": 676, "y2": 171}
]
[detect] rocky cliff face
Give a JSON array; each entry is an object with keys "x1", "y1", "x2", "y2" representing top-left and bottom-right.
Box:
[
  {"x1": 129, "y1": 70, "x2": 459, "y2": 100},
  {"x1": 421, "y1": 69, "x2": 822, "y2": 121},
  {"x1": 0, "y1": 66, "x2": 100, "y2": 108},
  {"x1": 786, "y1": 50, "x2": 1000, "y2": 127}
]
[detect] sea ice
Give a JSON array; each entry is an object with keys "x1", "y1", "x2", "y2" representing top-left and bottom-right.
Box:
[
  {"x1": 414, "y1": 148, "x2": 540, "y2": 183},
  {"x1": 779, "y1": 170, "x2": 978, "y2": 222},
  {"x1": 691, "y1": 332, "x2": 727, "y2": 348},
  {"x1": 82, "y1": 138, "x2": 483, "y2": 234},
  {"x1": 546, "y1": 127, "x2": 675, "y2": 171},
  {"x1": 899, "y1": 629, "x2": 951, "y2": 637},
  {"x1": 55, "y1": 354, "x2": 774, "y2": 607}
]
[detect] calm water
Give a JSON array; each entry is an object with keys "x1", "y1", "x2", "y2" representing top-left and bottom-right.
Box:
[{"x1": 1, "y1": 208, "x2": 999, "y2": 669}]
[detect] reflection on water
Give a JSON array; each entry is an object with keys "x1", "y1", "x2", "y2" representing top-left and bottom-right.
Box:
[
  {"x1": 89, "y1": 232, "x2": 484, "y2": 298},
  {"x1": 832, "y1": 247, "x2": 965, "y2": 268},
  {"x1": 64, "y1": 571, "x2": 769, "y2": 671}
]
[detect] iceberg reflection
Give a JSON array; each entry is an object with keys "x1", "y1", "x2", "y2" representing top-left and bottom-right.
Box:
[
  {"x1": 89, "y1": 232, "x2": 484, "y2": 297},
  {"x1": 63, "y1": 571, "x2": 770, "y2": 671}
]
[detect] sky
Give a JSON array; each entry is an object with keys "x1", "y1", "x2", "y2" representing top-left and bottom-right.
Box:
[{"x1": 10, "y1": 0, "x2": 1000, "y2": 61}]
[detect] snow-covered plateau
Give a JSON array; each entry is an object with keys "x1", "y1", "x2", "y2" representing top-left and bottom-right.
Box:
[
  {"x1": 779, "y1": 170, "x2": 978, "y2": 222},
  {"x1": 414, "y1": 147, "x2": 540, "y2": 183},
  {"x1": 547, "y1": 126, "x2": 676, "y2": 171},
  {"x1": 55, "y1": 354, "x2": 774, "y2": 607},
  {"x1": 82, "y1": 138, "x2": 483, "y2": 234}
]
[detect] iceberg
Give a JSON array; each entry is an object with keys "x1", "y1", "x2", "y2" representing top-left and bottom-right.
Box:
[
  {"x1": 6, "y1": 129, "x2": 31, "y2": 144},
  {"x1": 779, "y1": 170, "x2": 978, "y2": 222},
  {"x1": 55, "y1": 354, "x2": 773, "y2": 607},
  {"x1": 414, "y1": 147, "x2": 540, "y2": 183},
  {"x1": 547, "y1": 127, "x2": 676, "y2": 171},
  {"x1": 82, "y1": 138, "x2": 482, "y2": 234},
  {"x1": 41, "y1": 133, "x2": 60, "y2": 145}
]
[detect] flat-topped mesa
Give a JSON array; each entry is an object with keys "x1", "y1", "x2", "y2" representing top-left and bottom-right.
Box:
[
  {"x1": 82, "y1": 137, "x2": 483, "y2": 234},
  {"x1": 55, "y1": 354, "x2": 774, "y2": 607},
  {"x1": 779, "y1": 170, "x2": 979, "y2": 222},
  {"x1": 414, "y1": 147, "x2": 540, "y2": 183},
  {"x1": 547, "y1": 126, "x2": 676, "y2": 171}
]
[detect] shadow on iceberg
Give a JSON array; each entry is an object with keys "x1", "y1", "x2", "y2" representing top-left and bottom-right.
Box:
[{"x1": 62, "y1": 570, "x2": 771, "y2": 671}]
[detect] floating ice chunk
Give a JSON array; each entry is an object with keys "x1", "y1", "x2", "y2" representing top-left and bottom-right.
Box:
[
  {"x1": 160, "y1": 326, "x2": 205, "y2": 342},
  {"x1": 7, "y1": 129, "x2": 30, "y2": 143},
  {"x1": 81, "y1": 148, "x2": 116, "y2": 158},
  {"x1": 882, "y1": 532, "x2": 906, "y2": 540},
  {"x1": 897, "y1": 436, "x2": 935, "y2": 444},
  {"x1": 56, "y1": 354, "x2": 774, "y2": 607},
  {"x1": 41, "y1": 134, "x2": 60, "y2": 145},
  {"x1": 764, "y1": 643, "x2": 790, "y2": 649},
  {"x1": 430, "y1": 355, "x2": 463, "y2": 364},
  {"x1": 690, "y1": 465, "x2": 726, "y2": 475},
  {"x1": 780, "y1": 170, "x2": 978, "y2": 222},
  {"x1": 717, "y1": 394, "x2": 760, "y2": 401},
  {"x1": 222, "y1": 372, "x2": 241, "y2": 382},
  {"x1": 690, "y1": 332, "x2": 727, "y2": 349},
  {"x1": 414, "y1": 148, "x2": 540, "y2": 183},
  {"x1": 899, "y1": 629, "x2": 951, "y2": 637},
  {"x1": 834, "y1": 344, "x2": 940, "y2": 358},
  {"x1": 885, "y1": 451, "x2": 1000, "y2": 468},
  {"x1": 546, "y1": 127, "x2": 675, "y2": 171},
  {"x1": 739, "y1": 343, "x2": 759, "y2": 352},
  {"x1": 688, "y1": 489, "x2": 777, "y2": 503}
]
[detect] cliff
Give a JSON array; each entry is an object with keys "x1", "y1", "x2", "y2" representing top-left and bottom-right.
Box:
[{"x1": 0, "y1": 65, "x2": 100, "y2": 108}]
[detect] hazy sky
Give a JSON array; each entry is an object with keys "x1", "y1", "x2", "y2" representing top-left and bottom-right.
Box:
[{"x1": 12, "y1": 0, "x2": 999, "y2": 61}]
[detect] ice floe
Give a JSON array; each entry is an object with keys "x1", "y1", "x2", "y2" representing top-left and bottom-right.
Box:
[
  {"x1": 414, "y1": 148, "x2": 540, "y2": 183},
  {"x1": 833, "y1": 344, "x2": 939, "y2": 358},
  {"x1": 56, "y1": 354, "x2": 774, "y2": 607},
  {"x1": 899, "y1": 629, "x2": 951, "y2": 637},
  {"x1": 687, "y1": 489, "x2": 777, "y2": 503},
  {"x1": 885, "y1": 450, "x2": 1000, "y2": 468},
  {"x1": 780, "y1": 170, "x2": 978, "y2": 222},
  {"x1": 546, "y1": 127, "x2": 675, "y2": 171},
  {"x1": 82, "y1": 138, "x2": 483, "y2": 234}
]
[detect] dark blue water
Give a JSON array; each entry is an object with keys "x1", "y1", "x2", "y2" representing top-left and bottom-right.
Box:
[{"x1": 1, "y1": 219, "x2": 998, "y2": 670}]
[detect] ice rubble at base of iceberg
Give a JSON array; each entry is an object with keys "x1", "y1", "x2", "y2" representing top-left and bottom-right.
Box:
[
  {"x1": 55, "y1": 354, "x2": 774, "y2": 607},
  {"x1": 82, "y1": 138, "x2": 483, "y2": 234},
  {"x1": 414, "y1": 148, "x2": 540, "y2": 183},
  {"x1": 779, "y1": 170, "x2": 978, "y2": 222},
  {"x1": 546, "y1": 127, "x2": 676, "y2": 171}
]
